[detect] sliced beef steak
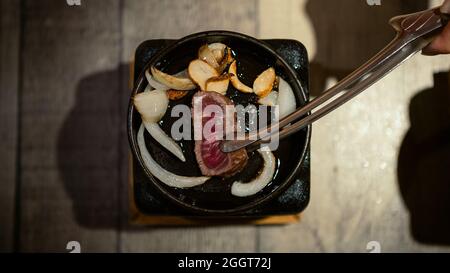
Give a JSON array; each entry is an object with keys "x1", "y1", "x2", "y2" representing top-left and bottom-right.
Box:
[{"x1": 192, "y1": 91, "x2": 248, "y2": 177}]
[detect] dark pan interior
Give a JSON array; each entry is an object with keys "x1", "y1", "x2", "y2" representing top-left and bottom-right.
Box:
[{"x1": 128, "y1": 31, "x2": 310, "y2": 214}]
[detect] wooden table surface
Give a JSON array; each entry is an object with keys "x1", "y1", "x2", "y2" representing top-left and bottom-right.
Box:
[{"x1": 1, "y1": 0, "x2": 450, "y2": 252}]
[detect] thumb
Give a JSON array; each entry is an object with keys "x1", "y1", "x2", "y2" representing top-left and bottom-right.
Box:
[{"x1": 442, "y1": 0, "x2": 450, "y2": 14}]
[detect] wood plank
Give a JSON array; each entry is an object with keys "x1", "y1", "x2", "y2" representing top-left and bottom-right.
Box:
[
  {"x1": 0, "y1": 0, "x2": 20, "y2": 252},
  {"x1": 19, "y1": 0, "x2": 121, "y2": 252},
  {"x1": 257, "y1": 0, "x2": 450, "y2": 252},
  {"x1": 129, "y1": 215, "x2": 300, "y2": 227},
  {"x1": 120, "y1": 0, "x2": 259, "y2": 253}
]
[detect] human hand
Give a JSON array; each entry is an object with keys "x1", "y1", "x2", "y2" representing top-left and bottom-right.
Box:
[{"x1": 423, "y1": 0, "x2": 450, "y2": 55}]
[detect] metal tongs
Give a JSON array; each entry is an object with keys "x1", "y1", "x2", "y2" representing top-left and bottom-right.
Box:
[{"x1": 221, "y1": 6, "x2": 450, "y2": 153}]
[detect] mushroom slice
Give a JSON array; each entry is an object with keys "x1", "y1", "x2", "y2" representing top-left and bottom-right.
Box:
[
  {"x1": 231, "y1": 147, "x2": 276, "y2": 197},
  {"x1": 188, "y1": 59, "x2": 219, "y2": 91},
  {"x1": 137, "y1": 124, "x2": 209, "y2": 188},
  {"x1": 174, "y1": 69, "x2": 189, "y2": 78},
  {"x1": 145, "y1": 68, "x2": 169, "y2": 91},
  {"x1": 273, "y1": 76, "x2": 280, "y2": 90},
  {"x1": 167, "y1": 89, "x2": 189, "y2": 100},
  {"x1": 253, "y1": 67, "x2": 276, "y2": 98},
  {"x1": 150, "y1": 66, "x2": 196, "y2": 91},
  {"x1": 198, "y1": 44, "x2": 220, "y2": 69},
  {"x1": 229, "y1": 60, "x2": 253, "y2": 93},
  {"x1": 217, "y1": 47, "x2": 234, "y2": 74},
  {"x1": 278, "y1": 77, "x2": 297, "y2": 119},
  {"x1": 205, "y1": 74, "x2": 231, "y2": 95},
  {"x1": 208, "y1": 43, "x2": 227, "y2": 62},
  {"x1": 258, "y1": 91, "x2": 279, "y2": 106}
]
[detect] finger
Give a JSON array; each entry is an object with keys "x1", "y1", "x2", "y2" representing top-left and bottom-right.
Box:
[
  {"x1": 423, "y1": 23, "x2": 450, "y2": 55},
  {"x1": 441, "y1": 0, "x2": 450, "y2": 14}
]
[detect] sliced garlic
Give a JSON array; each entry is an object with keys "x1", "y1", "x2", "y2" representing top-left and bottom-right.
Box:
[
  {"x1": 188, "y1": 59, "x2": 219, "y2": 91},
  {"x1": 217, "y1": 47, "x2": 234, "y2": 74},
  {"x1": 151, "y1": 66, "x2": 196, "y2": 91},
  {"x1": 198, "y1": 44, "x2": 220, "y2": 69},
  {"x1": 229, "y1": 60, "x2": 253, "y2": 93},
  {"x1": 253, "y1": 67, "x2": 275, "y2": 98},
  {"x1": 208, "y1": 43, "x2": 227, "y2": 62},
  {"x1": 205, "y1": 74, "x2": 231, "y2": 95}
]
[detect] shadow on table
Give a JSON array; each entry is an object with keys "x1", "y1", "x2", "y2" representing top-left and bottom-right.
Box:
[
  {"x1": 57, "y1": 64, "x2": 130, "y2": 229},
  {"x1": 306, "y1": 0, "x2": 449, "y2": 245},
  {"x1": 305, "y1": 0, "x2": 428, "y2": 96},
  {"x1": 398, "y1": 71, "x2": 450, "y2": 245}
]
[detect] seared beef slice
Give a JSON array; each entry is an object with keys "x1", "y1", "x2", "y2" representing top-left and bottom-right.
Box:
[{"x1": 192, "y1": 91, "x2": 248, "y2": 177}]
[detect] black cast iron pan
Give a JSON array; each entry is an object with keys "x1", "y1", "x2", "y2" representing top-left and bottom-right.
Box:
[{"x1": 127, "y1": 31, "x2": 311, "y2": 215}]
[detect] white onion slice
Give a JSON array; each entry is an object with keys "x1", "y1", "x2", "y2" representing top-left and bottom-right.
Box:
[
  {"x1": 145, "y1": 69, "x2": 169, "y2": 91},
  {"x1": 231, "y1": 147, "x2": 276, "y2": 197},
  {"x1": 137, "y1": 124, "x2": 209, "y2": 188},
  {"x1": 144, "y1": 83, "x2": 153, "y2": 93},
  {"x1": 133, "y1": 89, "x2": 168, "y2": 123},
  {"x1": 278, "y1": 77, "x2": 297, "y2": 119},
  {"x1": 134, "y1": 90, "x2": 186, "y2": 162},
  {"x1": 258, "y1": 91, "x2": 278, "y2": 106},
  {"x1": 143, "y1": 122, "x2": 186, "y2": 162}
]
